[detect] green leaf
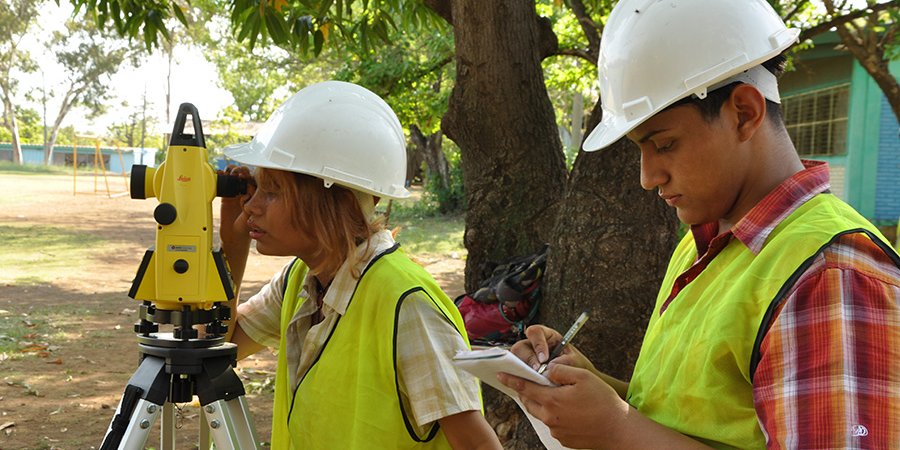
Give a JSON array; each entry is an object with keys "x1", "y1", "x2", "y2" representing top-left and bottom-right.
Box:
[
  {"x1": 171, "y1": 1, "x2": 188, "y2": 26},
  {"x1": 317, "y1": 0, "x2": 334, "y2": 18},
  {"x1": 372, "y1": 18, "x2": 390, "y2": 44},
  {"x1": 313, "y1": 28, "x2": 324, "y2": 56},
  {"x1": 264, "y1": 11, "x2": 287, "y2": 44}
]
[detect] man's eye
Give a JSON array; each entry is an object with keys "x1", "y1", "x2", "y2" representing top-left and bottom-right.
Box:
[{"x1": 656, "y1": 141, "x2": 674, "y2": 153}]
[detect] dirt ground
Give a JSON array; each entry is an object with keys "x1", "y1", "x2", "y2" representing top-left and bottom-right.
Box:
[{"x1": 0, "y1": 172, "x2": 465, "y2": 449}]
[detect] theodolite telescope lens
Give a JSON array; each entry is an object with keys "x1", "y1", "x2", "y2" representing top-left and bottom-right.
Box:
[{"x1": 217, "y1": 174, "x2": 248, "y2": 198}]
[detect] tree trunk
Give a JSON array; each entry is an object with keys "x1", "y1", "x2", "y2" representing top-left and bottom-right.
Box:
[
  {"x1": 2, "y1": 95, "x2": 23, "y2": 164},
  {"x1": 45, "y1": 87, "x2": 78, "y2": 158},
  {"x1": 43, "y1": 142, "x2": 52, "y2": 165},
  {"x1": 410, "y1": 124, "x2": 450, "y2": 192},
  {"x1": 427, "y1": 2, "x2": 679, "y2": 448},
  {"x1": 406, "y1": 134, "x2": 425, "y2": 184},
  {"x1": 442, "y1": 0, "x2": 568, "y2": 292},
  {"x1": 498, "y1": 102, "x2": 680, "y2": 449}
]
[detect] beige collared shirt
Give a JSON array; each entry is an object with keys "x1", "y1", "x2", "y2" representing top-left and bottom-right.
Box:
[{"x1": 237, "y1": 230, "x2": 481, "y2": 432}]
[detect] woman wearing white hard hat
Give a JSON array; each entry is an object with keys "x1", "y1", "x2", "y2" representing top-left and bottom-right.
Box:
[
  {"x1": 501, "y1": 0, "x2": 900, "y2": 449},
  {"x1": 220, "y1": 80, "x2": 501, "y2": 449}
]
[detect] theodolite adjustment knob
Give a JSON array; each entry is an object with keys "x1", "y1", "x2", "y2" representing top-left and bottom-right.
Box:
[
  {"x1": 173, "y1": 259, "x2": 189, "y2": 274},
  {"x1": 154, "y1": 203, "x2": 177, "y2": 225}
]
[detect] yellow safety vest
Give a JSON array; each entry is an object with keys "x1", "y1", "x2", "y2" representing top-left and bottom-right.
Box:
[
  {"x1": 627, "y1": 194, "x2": 898, "y2": 448},
  {"x1": 270, "y1": 245, "x2": 471, "y2": 449}
]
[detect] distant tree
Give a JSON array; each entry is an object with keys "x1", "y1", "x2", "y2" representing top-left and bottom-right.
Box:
[
  {"x1": 820, "y1": 0, "x2": 900, "y2": 123},
  {"x1": 42, "y1": 17, "x2": 142, "y2": 165},
  {"x1": 0, "y1": 0, "x2": 39, "y2": 163},
  {"x1": 106, "y1": 101, "x2": 162, "y2": 150},
  {"x1": 0, "y1": 107, "x2": 41, "y2": 143}
]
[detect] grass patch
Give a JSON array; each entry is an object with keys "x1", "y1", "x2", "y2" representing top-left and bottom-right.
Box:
[
  {"x1": 0, "y1": 224, "x2": 108, "y2": 284},
  {"x1": 382, "y1": 201, "x2": 465, "y2": 255},
  {"x1": 0, "y1": 160, "x2": 71, "y2": 175},
  {"x1": 0, "y1": 313, "x2": 58, "y2": 356}
]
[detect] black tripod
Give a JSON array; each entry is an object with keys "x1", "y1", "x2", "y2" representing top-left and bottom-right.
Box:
[{"x1": 100, "y1": 305, "x2": 258, "y2": 449}]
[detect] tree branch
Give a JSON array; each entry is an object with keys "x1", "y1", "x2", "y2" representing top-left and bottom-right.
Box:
[
  {"x1": 423, "y1": 0, "x2": 452, "y2": 25},
  {"x1": 536, "y1": 15, "x2": 559, "y2": 60},
  {"x1": 782, "y1": 0, "x2": 811, "y2": 23},
  {"x1": 565, "y1": 0, "x2": 600, "y2": 62},
  {"x1": 798, "y1": 0, "x2": 900, "y2": 42},
  {"x1": 548, "y1": 47, "x2": 596, "y2": 65}
]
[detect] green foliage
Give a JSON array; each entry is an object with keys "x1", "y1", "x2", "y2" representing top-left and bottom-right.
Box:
[
  {"x1": 70, "y1": 0, "x2": 177, "y2": 50},
  {"x1": 105, "y1": 101, "x2": 163, "y2": 150},
  {"x1": 422, "y1": 145, "x2": 464, "y2": 215},
  {"x1": 49, "y1": 18, "x2": 142, "y2": 120},
  {"x1": 334, "y1": 29, "x2": 453, "y2": 134},
  {"x1": 0, "y1": 107, "x2": 42, "y2": 143},
  {"x1": 204, "y1": 107, "x2": 255, "y2": 157}
]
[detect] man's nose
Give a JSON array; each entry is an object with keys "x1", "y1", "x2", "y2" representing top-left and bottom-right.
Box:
[{"x1": 639, "y1": 149, "x2": 666, "y2": 191}]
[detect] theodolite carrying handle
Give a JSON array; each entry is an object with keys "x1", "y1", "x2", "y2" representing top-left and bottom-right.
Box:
[{"x1": 169, "y1": 103, "x2": 206, "y2": 148}]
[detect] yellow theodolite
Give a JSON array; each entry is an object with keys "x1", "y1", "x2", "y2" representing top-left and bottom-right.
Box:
[
  {"x1": 128, "y1": 102, "x2": 245, "y2": 339},
  {"x1": 101, "y1": 104, "x2": 259, "y2": 450}
]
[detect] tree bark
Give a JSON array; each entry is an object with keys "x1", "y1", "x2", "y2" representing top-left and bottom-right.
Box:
[
  {"x1": 45, "y1": 87, "x2": 78, "y2": 160},
  {"x1": 498, "y1": 102, "x2": 680, "y2": 450},
  {"x1": 2, "y1": 94, "x2": 23, "y2": 164},
  {"x1": 442, "y1": 0, "x2": 568, "y2": 292},
  {"x1": 410, "y1": 124, "x2": 450, "y2": 192}
]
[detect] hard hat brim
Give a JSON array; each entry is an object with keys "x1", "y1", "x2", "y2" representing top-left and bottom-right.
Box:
[
  {"x1": 581, "y1": 110, "x2": 637, "y2": 152},
  {"x1": 224, "y1": 141, "x2": 412, "y2": 200}
]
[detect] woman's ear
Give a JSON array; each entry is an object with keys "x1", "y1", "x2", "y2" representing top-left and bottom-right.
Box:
[{"x1": 727, "y1": 84, "x2": 767, "y2": 142}]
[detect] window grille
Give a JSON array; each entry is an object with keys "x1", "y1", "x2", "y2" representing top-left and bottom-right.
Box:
[{"x1": 782, "y1": 84, "x2": 849, "y2": 156}]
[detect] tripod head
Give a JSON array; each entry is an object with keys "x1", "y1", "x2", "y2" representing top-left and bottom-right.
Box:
[{"x1": 129, "y1": 103, "x2": 246, "y2": 340}]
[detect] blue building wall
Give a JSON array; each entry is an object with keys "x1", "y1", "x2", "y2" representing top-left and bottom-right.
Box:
[
  {"x1": 0, "y1": 143, "x2": 157, "y2": 173},
  {"x1": 875, "y1": 96, "x2": 900, "y2": 221}
]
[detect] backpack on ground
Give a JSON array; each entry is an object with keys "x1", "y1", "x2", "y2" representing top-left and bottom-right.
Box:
[{"x1": 454, "y1": 244, "x2": 548, "y2": 346}]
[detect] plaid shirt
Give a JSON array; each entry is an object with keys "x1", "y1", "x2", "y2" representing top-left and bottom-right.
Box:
[{"x1": 672, "y1": 161, "x2": 900, "y2": 448}]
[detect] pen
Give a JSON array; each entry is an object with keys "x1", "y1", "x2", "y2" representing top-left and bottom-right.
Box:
[{"x1": 537, "y1": 311, "x2": 589, "y2": 375}]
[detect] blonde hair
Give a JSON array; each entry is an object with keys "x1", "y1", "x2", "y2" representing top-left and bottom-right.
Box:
[{"x1": 255, "y1": 168, "x2": 383, "y2": 279}]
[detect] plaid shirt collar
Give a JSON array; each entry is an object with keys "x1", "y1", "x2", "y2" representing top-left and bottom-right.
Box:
[{"x1": 690, "y1": 160, "x2": 831, "y2": 256}]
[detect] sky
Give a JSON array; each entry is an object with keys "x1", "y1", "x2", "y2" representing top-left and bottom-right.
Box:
[{"x1": 19, "y1": 2, "x2": 234, "y2": 138}]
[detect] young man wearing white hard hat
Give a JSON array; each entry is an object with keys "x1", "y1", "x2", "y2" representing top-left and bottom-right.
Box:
[
  {"x1": 219, "y1": 81, "x2": 501, "y2": 449},
  {"x1": 500, "y1": 0, "x2": 900, "y2": 448}
]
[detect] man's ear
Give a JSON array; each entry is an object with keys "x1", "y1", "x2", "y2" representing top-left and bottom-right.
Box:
[{"x1": 727, "y1": 84, "x2": 767, "y2": 142}]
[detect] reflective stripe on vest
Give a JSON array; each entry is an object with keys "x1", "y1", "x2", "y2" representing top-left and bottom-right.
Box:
[
  {"x1": 626, "y1": 194, "x2": 899, "y2": 449},
  {"x1": 271, "y1": 245, "x2": 470, "y2": 449}
]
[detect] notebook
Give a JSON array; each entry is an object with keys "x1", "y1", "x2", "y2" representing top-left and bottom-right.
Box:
[{"x1": 453, "y1": 347, "x2": 575, "y2": 450}]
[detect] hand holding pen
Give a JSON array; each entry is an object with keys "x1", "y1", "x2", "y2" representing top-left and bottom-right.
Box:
[{"x1": 537, "y1": 311, "x2": 589, "y2": 375}]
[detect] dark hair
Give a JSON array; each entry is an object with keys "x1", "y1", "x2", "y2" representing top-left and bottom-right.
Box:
[{"x1": 667, "y1": 54, "x2": 788, "y2": 125}]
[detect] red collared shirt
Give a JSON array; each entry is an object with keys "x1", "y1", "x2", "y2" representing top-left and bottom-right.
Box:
[{"x1": 665, "y1": 160, "x2": 900, "y2": 448}]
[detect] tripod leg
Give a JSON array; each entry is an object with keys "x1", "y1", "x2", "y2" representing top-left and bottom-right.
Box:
[
  {"x1": 161, "y1": 402, "x2": 176, "y2": 450},
  {"x1": 195, "y1": 349, "x2": 259, "y2": 449},
  {"x1": 204, "y1": 397, "x2": 259, "y2": 449},
  {"x1": 200, "y1": 408, "x2": 211, "y2": 449},
  {"x1": 101, "y1": 356, "x2": 168, "y2": 449}
]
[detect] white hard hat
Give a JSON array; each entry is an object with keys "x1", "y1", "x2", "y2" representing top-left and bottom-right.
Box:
[
  {"x1": 582, "y1": 0, "x2": 800, "y2": 152},
  {"x1": 225, "y1": 80, "x2": 410, "y2": 199}
]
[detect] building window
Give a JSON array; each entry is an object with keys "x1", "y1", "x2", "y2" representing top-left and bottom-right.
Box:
[{"x1": 782, "y1": 84, "x2": 850, "y2": 156}]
